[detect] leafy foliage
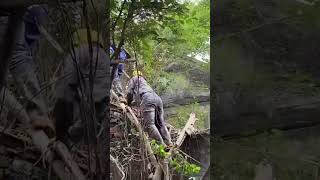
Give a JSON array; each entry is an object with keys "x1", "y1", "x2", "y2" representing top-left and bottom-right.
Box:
[
  {"x1": 150, "y1": 140, "x2": 202, "y2": 177},
  {"x1": 150, "y1": 140, "x2": 171, "y2": 158},
  {"x1": 110, "y1": 0, "x2": 209, "y2": 81}
]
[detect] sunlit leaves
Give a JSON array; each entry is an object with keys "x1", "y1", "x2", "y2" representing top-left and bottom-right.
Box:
[{"x1": 150, "y1": 140, "x2": 202, "y2": 177}]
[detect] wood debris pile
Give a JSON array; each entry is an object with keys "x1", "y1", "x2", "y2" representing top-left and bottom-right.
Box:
[{"x1": 110, "y1": 90, "x2": 210, "y2": 180}]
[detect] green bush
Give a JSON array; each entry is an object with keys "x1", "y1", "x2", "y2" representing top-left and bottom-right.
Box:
[{"x1": 150, "y1": 140, "x2": 201, "y2": 177}]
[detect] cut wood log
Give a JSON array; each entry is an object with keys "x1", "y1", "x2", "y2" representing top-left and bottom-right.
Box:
[
  {"x1": 175, "y1": 113, "x2": 198, "y2": 147},
  {"x1": 161, "y1": 92, "x2": 209, "y2": 108}
]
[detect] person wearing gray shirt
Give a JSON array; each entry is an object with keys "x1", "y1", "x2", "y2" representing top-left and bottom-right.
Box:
[{"x1": 126, "y1": 72, "x2": 173, "y2": 147}]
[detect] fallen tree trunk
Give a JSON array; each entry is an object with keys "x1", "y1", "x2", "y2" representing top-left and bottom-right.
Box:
[
  {"x1": 214, "y1": 96, "x2": 320, "y2": 139},
  {"x1": 175, "y1": 113, "x2": 198, "y2": 147},
  {"x1": 161, "y1": 92, "x2": 209, "y2": 108}
]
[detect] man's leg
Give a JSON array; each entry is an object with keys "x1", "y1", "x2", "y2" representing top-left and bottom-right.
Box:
[
  {"x1": 143, "y1": 106, "x2": 166, "y2": 146},
  {"x1": 155, "y1": 96, "x2": 172, "y2": 146}
]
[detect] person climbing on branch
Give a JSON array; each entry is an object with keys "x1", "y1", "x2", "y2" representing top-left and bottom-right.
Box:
[{"x1": 125, "y1": 70, "x2": 173, "y2": 148}]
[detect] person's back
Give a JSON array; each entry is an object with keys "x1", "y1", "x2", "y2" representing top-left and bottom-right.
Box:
[{"x1": 127, "y1": 75, "x2": 154, "y2": 103}]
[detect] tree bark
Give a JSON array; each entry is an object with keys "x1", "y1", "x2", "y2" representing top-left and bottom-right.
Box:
[{"x1": 161, "y1": 92, "x2": 209, "y2": 108}]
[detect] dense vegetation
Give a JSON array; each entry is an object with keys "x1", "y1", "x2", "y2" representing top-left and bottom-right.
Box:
[{"x1": 111, "y1": 0, "x2": 210, "y2": 129}]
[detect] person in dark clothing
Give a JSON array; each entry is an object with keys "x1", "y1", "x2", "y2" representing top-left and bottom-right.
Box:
[
  {"x1": 126, "y1": 71, "x2": 173, "y2": 147},
  {"x1": 110, "y1": 45, "x2": 128, "y2": 98}
]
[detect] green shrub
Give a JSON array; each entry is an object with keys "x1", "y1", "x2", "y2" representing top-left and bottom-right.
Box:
[{"x1": 150, "y1": 140, "x2": 201, "y2": 177}]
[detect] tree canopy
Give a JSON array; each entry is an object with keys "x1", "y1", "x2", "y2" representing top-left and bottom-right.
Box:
[{"x1": 110, "y1": 0, "x2": 210, "y2": 80}]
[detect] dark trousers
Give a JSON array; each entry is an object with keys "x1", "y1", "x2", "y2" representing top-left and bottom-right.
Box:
[{"x1": 141, "y1": 92, "x2": 172, "y2": 146}]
